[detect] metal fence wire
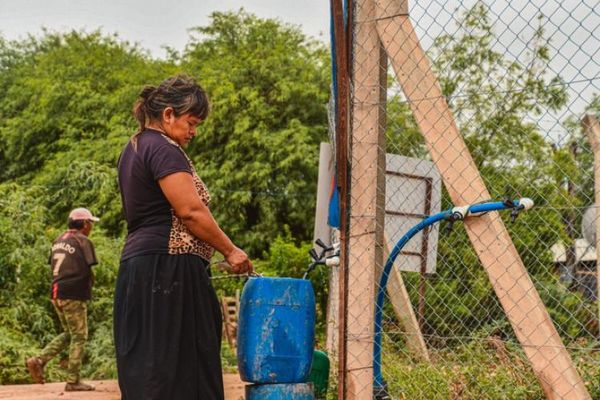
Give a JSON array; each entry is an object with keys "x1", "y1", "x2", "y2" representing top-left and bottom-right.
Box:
[{"x1": 341, "y1": 0, "x2": 600, "y2": 399}]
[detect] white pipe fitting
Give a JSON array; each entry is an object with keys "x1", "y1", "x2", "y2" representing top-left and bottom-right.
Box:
[
  {"x1": 519, "y1": 197, "x2": 534, "y2": 210},
  {"x1": 326, "y1": 256, "x2": 340, "y2": 267},
  {"x1": 451, "y1": 205, "x2": 470, "y2": 220}
]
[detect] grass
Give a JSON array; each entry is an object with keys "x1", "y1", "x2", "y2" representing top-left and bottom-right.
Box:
[{"x1": 378, "y1": 336, "x2": 600, "y2": 400}]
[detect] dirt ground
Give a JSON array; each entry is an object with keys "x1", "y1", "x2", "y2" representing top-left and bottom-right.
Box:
[{"x1": 0, "y1": 374, "x2": 245, "y2": 400}]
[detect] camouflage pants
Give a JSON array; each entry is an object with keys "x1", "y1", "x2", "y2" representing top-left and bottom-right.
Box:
[{"x1": 39, "y1": 299, "x2": 88, "y2": 383}]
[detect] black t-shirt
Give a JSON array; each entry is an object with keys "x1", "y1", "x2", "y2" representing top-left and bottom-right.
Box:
[
  {"x1": 50, "y1": 230, "x2": 97, "y2": 300},
  {"x1": 118, "y1": 129, "x2": 215, "y2": 261}
]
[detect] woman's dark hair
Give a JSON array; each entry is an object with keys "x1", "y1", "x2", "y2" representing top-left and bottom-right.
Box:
[
  {"x1": 68, "y1": 218, "x2": 86, "y2": 230},
  {"x1": 131, "y1": 75, "x2": 210, "y2": 148}
]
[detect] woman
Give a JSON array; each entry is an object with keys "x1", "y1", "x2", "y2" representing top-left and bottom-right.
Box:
[{"x1": 114, "y1": 75, "x2": 252, "y2": 400}]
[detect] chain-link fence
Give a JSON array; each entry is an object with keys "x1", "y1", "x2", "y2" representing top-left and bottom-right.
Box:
[{"x1": 339, "y1": 0, "x2": 600, "y2": 398}]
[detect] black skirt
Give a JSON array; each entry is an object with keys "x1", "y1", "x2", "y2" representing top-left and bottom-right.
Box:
[{"x1": 114, "y1": 253, "x2": 224, "y2": 400}]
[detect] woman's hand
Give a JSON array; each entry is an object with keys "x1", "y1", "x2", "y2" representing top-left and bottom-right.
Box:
[{"x1": 224, "y1": 246, "x2": 253, "y2": 275}]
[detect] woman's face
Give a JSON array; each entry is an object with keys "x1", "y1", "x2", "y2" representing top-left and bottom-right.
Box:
[{"x1": 162, "y1": 108, "x2": 203, "y2": 147}]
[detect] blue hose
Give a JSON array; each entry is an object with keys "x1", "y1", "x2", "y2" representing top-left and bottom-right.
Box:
[{"x1": 373, "y1": 199, "x2": 532, "y2": 392}]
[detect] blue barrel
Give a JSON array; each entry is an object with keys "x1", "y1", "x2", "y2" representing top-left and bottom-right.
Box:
[
  {"x1": 246, "y1": 383, "x2": 315, "y2": 400},
  {"x1": 237, "y1": 277, "x2": 316, "y2": 383}
]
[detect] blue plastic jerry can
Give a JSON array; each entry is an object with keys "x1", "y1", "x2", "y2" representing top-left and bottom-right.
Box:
[
  {"x1": 246, "y1": 383, "x2": 315, "y2": 400},
  {"x1": 237, "y1": 277, "x2": 316, "y2": 383}
]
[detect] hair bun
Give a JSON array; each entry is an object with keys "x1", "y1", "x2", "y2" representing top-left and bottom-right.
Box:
[{"x1": 139, "y1": 86, "x2": 157, "y2": 100}]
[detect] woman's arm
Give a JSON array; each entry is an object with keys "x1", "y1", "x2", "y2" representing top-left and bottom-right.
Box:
[{"x1": 159, "y1": 172, "x2": 252, "y2": 273}]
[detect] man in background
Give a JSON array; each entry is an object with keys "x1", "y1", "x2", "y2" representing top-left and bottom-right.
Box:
[{"x1": 26, "y1": 208, "x2": 99, "y2": 392}]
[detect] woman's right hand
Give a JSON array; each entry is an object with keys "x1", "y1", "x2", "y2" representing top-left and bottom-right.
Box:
[{"x1": 225, "y1": 246, "x2": 253, "y2": 275}]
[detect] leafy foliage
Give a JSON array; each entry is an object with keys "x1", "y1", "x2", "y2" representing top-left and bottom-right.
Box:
[
  {"x1": 0, "y1": 11, "x2": 328, "y2": 383},
  {"x1": 0, "y1": 4, "x2": 597, "y2": 392},
  {"x1": 380, "y1": 6, "x2": 599, "y2": 395},
  {"x1": 181, "y1": 10, "x2": 329, "y2": 254},
  {"x1": 385, "y1": 3, "x2": 598, "y2": 348}
]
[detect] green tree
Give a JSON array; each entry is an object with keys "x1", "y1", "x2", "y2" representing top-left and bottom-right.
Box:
[
  {"x1": 0, "y1": 12, "x2": 333, "y2": 382},
  {"x1": 0, "y1": 181, "x2": 123, "y2": 383},
  {"x1": 431, "y1": 6, "x2": 566, "y2": 166},
  {"x1": 385, "y1": 3, "x2": 596, "y2": 344},
  {"x1": 181, "y1": 10, "x2": 330, "y2": 254},
  {"x1": 0, "y1": 30, "x2": 173, "y2": 233}
]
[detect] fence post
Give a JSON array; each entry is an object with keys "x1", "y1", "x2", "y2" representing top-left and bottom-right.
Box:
[
  {"x1": 345, "y1": 0, "x2": 387, "y2": 398},
  {"x1": 382, "y1": 234, "x2": 430, "y2": 361},
  {"x1": 582, "y1": 114, "x2": 600, "y2": 335}
]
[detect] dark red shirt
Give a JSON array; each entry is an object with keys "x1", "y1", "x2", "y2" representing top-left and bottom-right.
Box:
[{"x1": 50, "y1": 230, "x2": 97, "y2": 300}]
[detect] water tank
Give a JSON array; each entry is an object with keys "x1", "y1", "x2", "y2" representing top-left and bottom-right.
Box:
[{"x1": 237, "y1": 277, "x2": 316, "y2": 383}]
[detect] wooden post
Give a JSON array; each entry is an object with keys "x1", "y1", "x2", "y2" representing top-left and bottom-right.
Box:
[
  {"x1": 374, "y1": 1, "x2": 590, "y2": 398},
  {"x1": 582, "y1": 114, "x2": 600, "y2": 334},
  {"x1": 326, "y1": 232, "x2": 341, "y2": 358},
  {"x1": 331, "y1": 0, "x2": 351, "y2": 396},
  {"x1": 562, "y1": 143, "x2": 579, "y2": 285},
  {"x1": 383, "y1": 234, "x2": 430, "y2": 361},
  {"x1": 345, "y1": 0, "x2": 387, "y2": 397}
]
